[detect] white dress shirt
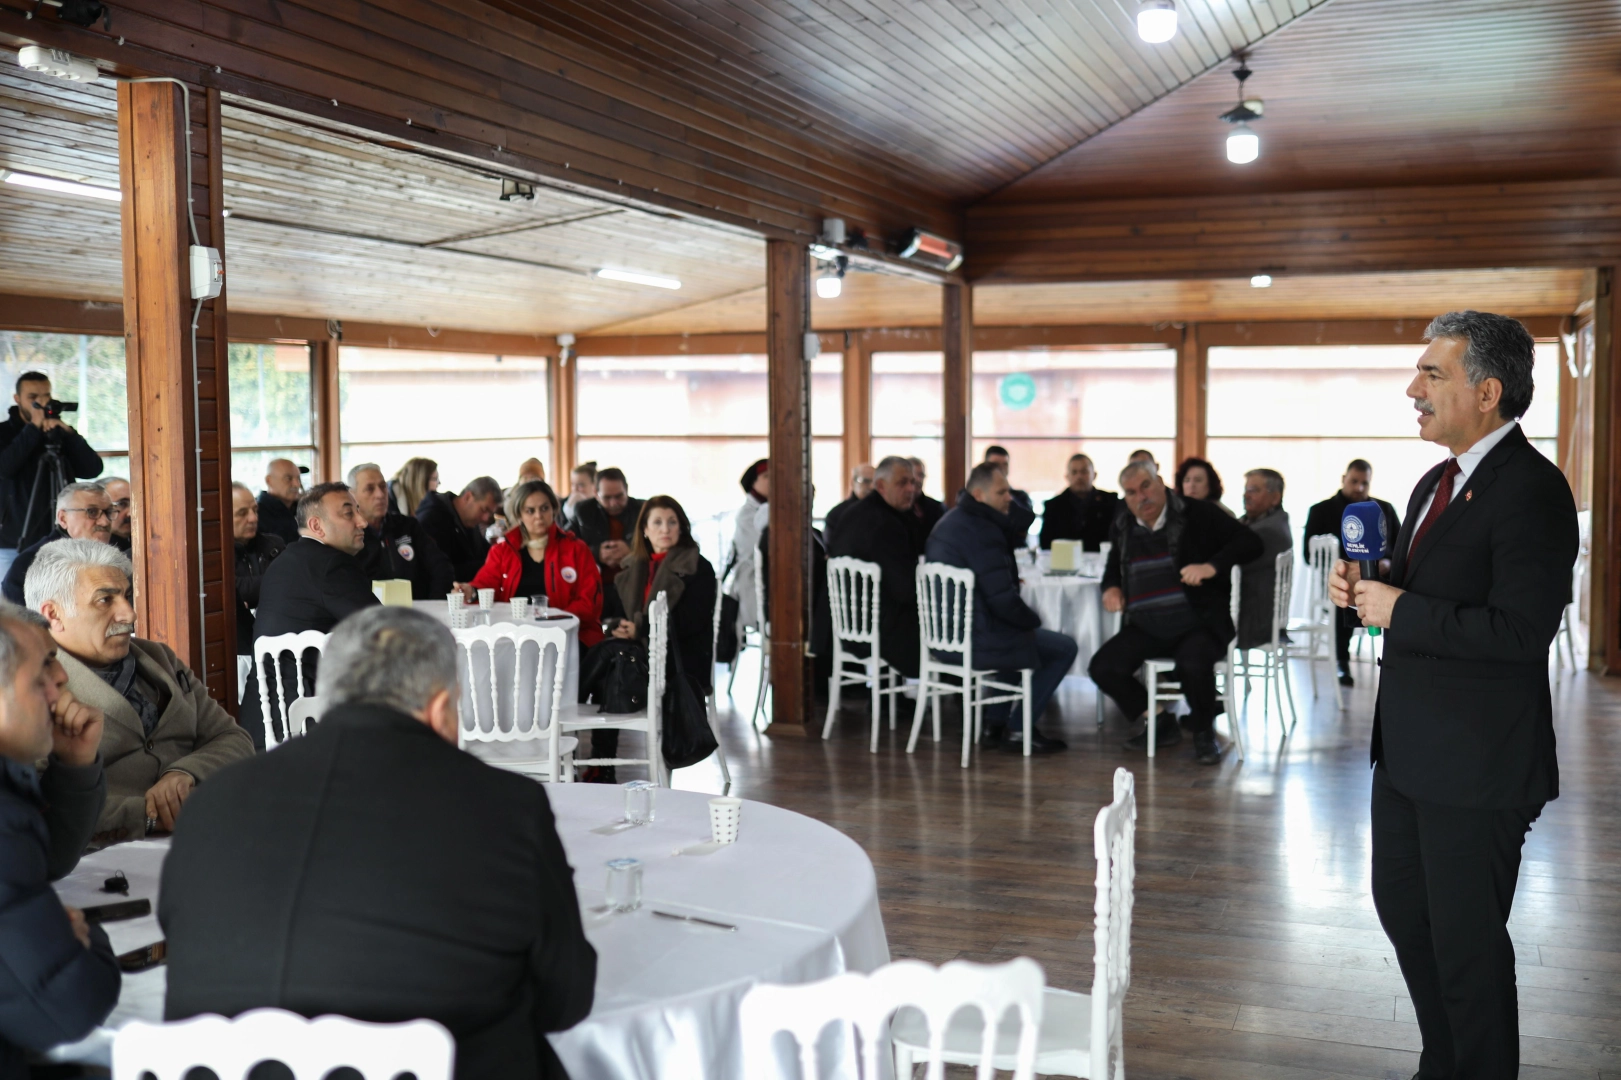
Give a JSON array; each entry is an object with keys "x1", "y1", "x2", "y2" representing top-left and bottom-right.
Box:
[{"x1": 1407, "y1": 421, "x2": 1518, "y2": 555}]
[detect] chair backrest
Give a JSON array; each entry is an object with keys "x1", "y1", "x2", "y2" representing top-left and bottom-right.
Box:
[
  {"x1": 711, "y1": 567, "x2": 726, "y2": 664},
  {"x1": 287, "y1": 695, "x2": 325, "y2": 735},
  {"x1": 1307, "y1": 534, "x2": 1338, "y2": 616},
  {"x1": 1088, "y1": 767, "x2": 1137, "y2": 1080},
  {"x1": 453, "y1": 622, "x2": 569, "y2": 755},
  {"x1": 253, "y1": 631, "x2": 330, "y2": 748},
  {"x1": 648, "y1": 591, "x2": 670, "y2": 706},
  {"x1": 740, "y1": 957, "x2": 1045, "y2": 1080},
  {"x1": 1270, "y1": 551, "x2": 1294, "y2": 647},
  {"x1": 110, "y1": 1007, "x2": 454, "y2": 1080},
  {"x1": 754, "y1": 543, "x2": 769, "y2": 636},
  {"x1": 916, "y1": 562, "x2": 975, "y2": 668},
  {"x1": 1228, "y1": 564, "x2": 1241, "y2": 624},
  {"x1": 827, "y1": 556, "x2": 883, "y2": 645}
]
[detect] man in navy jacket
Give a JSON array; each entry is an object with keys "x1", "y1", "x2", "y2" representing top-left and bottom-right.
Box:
[
  {"x1": 0, "y1": 604, "x2": 120, "y2": 1076},
  {"x1": 925, "y1": 463, "x2": 1077, "y2": 753}
]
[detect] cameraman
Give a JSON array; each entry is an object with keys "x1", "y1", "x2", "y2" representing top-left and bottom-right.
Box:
[{"x1": 0, "y1": 372, "x2": 103, "y2": 578}]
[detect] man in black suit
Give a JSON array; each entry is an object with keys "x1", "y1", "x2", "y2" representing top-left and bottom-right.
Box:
[
  {"x1": 1303, "y1": 458, "x2": 1401, "y2": 685},
  {"x1": 823, "y1": 462, "x2": 873, "y2": 545},
  {"x1": 255, "y1": 458, "x2": 307, "y2": 545},
  {"x1": 349, "y1": 463, "x2": 455, "y2": 599},
  {"x1": 1333, "y1": 311, "x2": 1576, "y2": 1080},
  {"x1": 1040, "y1": 453, "x2": 1120, "y2": 551},
  {"x1": 826, "y1": 455, "x2": 927, "y2": 678},
  {"x1": 160, "y1": 606, "x2": 595, "y2": 1080},
  {"x1": 982, "y1": 445, "x2": 1032, "y2": 513},
  {"x1": 239, "y1": 482, "x2": 379, "y2": 747},
  {"x1": 416, "y1": 476, "x2": 501, "y2": 581}
]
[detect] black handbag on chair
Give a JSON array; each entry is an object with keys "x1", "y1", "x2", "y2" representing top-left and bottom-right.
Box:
[{"x1": 578, "y1": 638, "x2": 648, "y2": 714}]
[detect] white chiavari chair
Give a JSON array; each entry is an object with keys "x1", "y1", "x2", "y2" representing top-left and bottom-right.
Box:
[
  {"x1": 252, "y1": 630, "x2": 329, "y2": 748},
  {"x1": 563, "y1": 592, "x2": 668, "y2": 785},
  {"x1": 453, "y1": 621, "x2": 575, "y2": 782},
  {"x1": 824, "y1": 556, "x2": 905, "y2": 752}
]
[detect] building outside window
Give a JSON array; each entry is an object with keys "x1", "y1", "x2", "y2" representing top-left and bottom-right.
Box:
[
  {"x1": 0, "y1": 331, "x2": 129, "y2": 473},
  {"x1": 229, "y1": 341, "x2": 316, "y2": 489}
]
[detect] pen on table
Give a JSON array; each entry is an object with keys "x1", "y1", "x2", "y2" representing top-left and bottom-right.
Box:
[{"x1": 652, "y1": 910, "x2": 736, "y2": 932}]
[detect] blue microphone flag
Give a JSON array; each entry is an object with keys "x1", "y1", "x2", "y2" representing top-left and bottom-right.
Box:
[{"x1": 1340, "y1": 501, "x2": 1389, "y2": 560}]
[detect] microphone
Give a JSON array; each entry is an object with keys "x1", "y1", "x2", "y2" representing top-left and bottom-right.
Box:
[{"x1": 1340, "y1": 501, "x2": 1390, "y2": 637}]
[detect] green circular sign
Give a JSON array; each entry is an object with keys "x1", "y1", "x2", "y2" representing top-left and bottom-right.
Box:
[{"x1": 998, "y1": 372, "x2": 1037, "y2": 410}]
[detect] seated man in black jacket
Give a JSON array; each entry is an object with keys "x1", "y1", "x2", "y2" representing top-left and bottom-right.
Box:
[
  {"x1": 416, "y1": 475, "x2": 501, "y2": 582},
  {"x1": 1040, "y1": 453, "x2": 1120, "y2": 552},
  {"x1": 239, "y1": 482, "x2": 379, "y2": 748},
  {"x1": 0, "y1": 372, "x2": 104, "y2": 582},
  {"x1": 256, "y1": 458, "x2": 307, "y2": 545},
  {"x1": 822, "y1": 462, "x2": 873, "y2": 545},
  {"x1": 826, "y1": 456, "x2": 927, "y2": 678},
  {"x1": 0, "y1": 604, "x2": 121, "y2": 1073},
  {"x1": 570, "y1": 468, "x2": 645, "y2": 615},
  {"x1": 161, "y1": 606, "x2": 596, "y2": 1080},
  {"x1": 349, "y1": 463, "x2": 455, "y2": 599},
  {"x1": 983, "y1": 445, "x2": 1033, "y2": 513},
  {"x1": 927, "y1": 464, "x2": 1077, "y2": 753},
  {"x1": 231, "y1": 482, "x2": 285, "y2": 655},
  {"x1": 1302, "y1": 458, "x2": 1401, "y2": 686},
  {"x1": 1090, "y1": 460, "x2": 1262, "y2": 765}
]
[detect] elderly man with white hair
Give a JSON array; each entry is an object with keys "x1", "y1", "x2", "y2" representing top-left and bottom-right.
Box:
[
  {"x1": 26, "y1": 539, "x2": 252, "y2": 843},
  {"x1": 0, "y1": 481, "x2": 113, "y2": 605}
]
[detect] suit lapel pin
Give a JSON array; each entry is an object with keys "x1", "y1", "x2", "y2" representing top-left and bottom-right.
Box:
[{"x1": 1465, "y1": 490, "x2": 1473, "y2": 502}]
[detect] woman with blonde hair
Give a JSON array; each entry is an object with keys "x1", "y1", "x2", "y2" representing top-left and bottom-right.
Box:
[{"x1": 391, "y1": 457, "x2": 439, "y2": 517}]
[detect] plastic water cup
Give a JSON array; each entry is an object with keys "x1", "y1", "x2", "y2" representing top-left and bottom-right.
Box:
[
  {"x1": 708, "y1": 797, "x2": 742, "y2": 844},
  {"x1": 605, "y1": 858, "x2": 643, "y2": 912},
  {"x1": 509, "y1": 597, "x2": 529, "y2": 621},
  {"x1": 477, "y1": 588, "x2": 495, "y2": 611},
  {"x1": 531, "y1": 594, "x2": 549, "y2": 616},
  {"x1": 624, "y1": 780, "x2": 656, "y2": 825}
]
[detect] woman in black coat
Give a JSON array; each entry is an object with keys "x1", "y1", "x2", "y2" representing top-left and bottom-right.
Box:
[{"x1": 582, "y1": 495, "x2": 716, "y2": 781}]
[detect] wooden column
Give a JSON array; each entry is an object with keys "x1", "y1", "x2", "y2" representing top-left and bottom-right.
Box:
[
  {"x1": 314, "y1": 335, "x2": 341, "y2": 482},
  {"x1": 1175, "y1": 323, "x2": 1207, "y2": 467},
  {"x1": 550, "y1": 339, "x2": 578, "y2": 486},
  {"x1": 841, "y1": 331, "x2": 871, "y2": 484},
  {"x1": 118, "y1": 79, "x2": 236, "y2": 705},
  {"x1": 942, "y1": 283, "x2": 973, "y2": 498},
  {"x1": 764, "y1": 239, "x2": 814, "y2": 734},
  {"x1": 1591, "y1": 267, "x2": 1621, "y2": 674}
]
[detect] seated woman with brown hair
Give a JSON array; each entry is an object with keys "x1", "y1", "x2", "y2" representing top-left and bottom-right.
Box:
[
  {"x1": 467, "y1": 479, "x2": 604, "y2": 648},
  {"x1": 582, "y1": 494, "x2": 716, "y2": 781}
]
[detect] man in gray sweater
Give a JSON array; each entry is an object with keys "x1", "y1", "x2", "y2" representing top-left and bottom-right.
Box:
[{"x1": 1237, "y1": 469, "x2": 1294, "y2": 650}]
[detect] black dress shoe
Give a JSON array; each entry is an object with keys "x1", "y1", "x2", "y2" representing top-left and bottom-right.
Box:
[
  {"x1": 1124, "y1": 716, "x2": 1182, "y2": 751},
  {"x1": 1002, "y1": 729, "x2": 1066, "y2": 753},
  {"x1": 1338, "y1": 669, "x2": 1355, "y2": 687},
  {"x1": 980, "y1": 727, "x2": 1006, "y2": 750},
  {"x1": 1193, "y1": 730, "x2": 1223, "y2": 765}
]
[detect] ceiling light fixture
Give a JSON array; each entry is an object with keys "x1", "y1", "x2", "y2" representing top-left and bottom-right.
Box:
[
  {"x1": 594, "y1": 267, "x2": 681, "y2": 290},
  {"x1": 1250, "y1": 274, "x2": 1273, "y2": 288},
  {"x1": 1218, "y1": 58, "x2": 1264, "y2": 165},
  {"x1": 0, "y1": 169, "x2": 121, "y2": 201},
  {"x1": 816, "y1": 256, "x2": 848, "y2": 300},
  {"x1": 897, "y1": 228, "x2": 964, "y2": 273},
  {"x1": 1137, "y1": 0, "x2": 1177, "y2": 44}
]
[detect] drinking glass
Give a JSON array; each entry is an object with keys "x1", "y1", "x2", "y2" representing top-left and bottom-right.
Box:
[
  {"x1": 605, "y1": 858, "x2": 643, "y2": 912},
  {"x1": 623, "y1": 780, "x2": 656, "y2": 825},
  {"x1": 531, "y1": 594, "x2": 549, "y2": 616}
]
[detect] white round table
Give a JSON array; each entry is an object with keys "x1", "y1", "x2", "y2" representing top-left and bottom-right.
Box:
[
  {"x1": 49, "y1": 786, "x2": 888, "y2": 1080},
  {"x1": 1020, "y1": 572, "x2": 1107, "y2": 675}
]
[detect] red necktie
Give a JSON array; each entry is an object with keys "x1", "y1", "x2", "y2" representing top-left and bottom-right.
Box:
[{"x1": 1405, "y1": 459, "x2": 1462, "y2": 573}]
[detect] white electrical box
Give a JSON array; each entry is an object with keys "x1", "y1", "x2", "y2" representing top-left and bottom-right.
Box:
[
  {"x1": 17, "y1": 46, "x2": 100, "y2": 83},
  {"x1": 189, "y1": 245, "x2": 223, "y2": 300}
]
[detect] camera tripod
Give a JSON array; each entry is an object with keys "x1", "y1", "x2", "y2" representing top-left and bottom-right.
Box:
[{"x1": 19, "y1": 434, "x2": 74, "y2": 543}]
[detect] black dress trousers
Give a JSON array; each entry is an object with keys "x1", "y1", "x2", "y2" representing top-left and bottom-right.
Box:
[{"x1": 1370, "y1": 764, "x2": 1542, "y2": 1080}]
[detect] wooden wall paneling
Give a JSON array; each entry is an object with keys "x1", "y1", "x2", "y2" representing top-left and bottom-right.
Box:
[
  {"x1": 118, "y1": 78, "x2": 233, "y2": 699},
  {"x1": 764, "y1": 240, "x2": 813, "y2": 733},
  {"x1": 1175, "y1": 324, "x2": 1206, "y2": 467},
  {"x1": 314, "y1": 336, "x2": 341, "y2": 484},
  {"x1": 1591, "y1": 267, "x2": 1620, "y2": 674},
  {"x1": 550, "y1": 338, "x2": 577, "y2": 487},
  {"x1": 842, "y1": 332, "x2": 872, "y2": 487},
  {"x1": 942, "y1": 284, "x2": 973, "y2": 499}
]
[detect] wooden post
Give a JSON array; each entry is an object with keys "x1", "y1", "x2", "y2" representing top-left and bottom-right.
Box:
[
  {"x1": 551, "y1": 338, "x2": 578, "y2": 487},
  {"x1": 842, "y1": 331, "x2": 871, "y2": 486},
  {"x1": 942, "y1": 284, "x2": 973, "y2": 499},
  {"x1": 1175, "y1": 323, "x2": 1207, "y2": 467},
  {"x1": 1590, "y1": 267, "x2": 1621, "y2": 674},
  {"x1": 314, "y1": 336, "x2": 342, "y2": 483},
  {"x1": 118, "y1": 79, "x2": 236, "y2": 704},
  {"x1": 764, "y1": 239, "x2": 814, "y2": 734}
]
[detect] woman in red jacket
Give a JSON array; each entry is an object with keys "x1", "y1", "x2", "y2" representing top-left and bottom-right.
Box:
[{"x1": 467, "y1": 479, "x2": 604, "y2": 647}]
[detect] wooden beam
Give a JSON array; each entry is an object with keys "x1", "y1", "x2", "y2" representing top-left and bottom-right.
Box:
[
  {"x1": 1199, "y1": 317, "x2": 1567, "y2": 347},
  {"x1": 550, "y1": 339, "x2": 578, "y2": 487},
  {"x1": 229, "y1": 314, "x2": 557, "y2": 355},
  {"x1": 1592, "y1": 267, "x2": 1621, "y2": 675},
  {"x1": 118, "y1": 78, "x2": 234, "y2": 703},
  {"x1": 942, "y1": 284, "x2": 973, "y2": 499},
  {"x1": 0, "y1": 295, "x2": 122, "y2": 336},
  {"x1": 1175, "y1": 324, "x2": 1206, "y2": 467},
  {"x1": 313, "y1": 337, "x2": 342, "y2": 484},
  {"x1": 841, "y1": 331, "x2": 872, "y2": 488},
  {"x1": 763, "y1": 240, "x2": 813, "y2": 735}
]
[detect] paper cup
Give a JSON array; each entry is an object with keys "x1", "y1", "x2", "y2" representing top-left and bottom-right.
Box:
[
  {"x1": 509, "y1": 597, "x2": 529, "y2": 621},
  {"x1": 477, "y1": 588, "x2": 495, "y2": 611},
  {"x1": 708, "y1": 797, "x2": 742, "y2": 844}
]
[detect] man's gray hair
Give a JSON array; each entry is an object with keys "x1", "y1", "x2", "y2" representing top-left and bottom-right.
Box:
[
  {"x1": 1245, "y1": 468, "x2": 1285, "y2": 495},
  {"x1": 462, "y1": 476, "x2": 502, "y2": 501},
  {"x1": 1424, "y1": 310, "x2": 1537, "y2": 420},
  {"x1": 0, "y1": 601, "x2": 45, "y2": 688},
  {"x1": 231, "y1": 480, "x2": 253, "y2": 496},
  {"x1": 1119, "y1": 460, "x2": 1160, "y2": 485},
  {"x1": 967, "y1": 461, "x2": 1003, "y2": 493},
  {"x1": 849, "y1": 463, "x2": 872, "y2": 482},
  {"x1": 55, "y1": 481, "x2": 106, "y2": 513},
  {"x1": 318, "y1": 606, "x2": 459, "y2": 717},
  {"x1": 874, "y1": 455, "x2": 913, "y2": 481},
  {"x1": 906, "y1": 456, "x2": 927, "y2": 473},
  {"x1": 25, "y1": 538, "x2": 132, "y2": 615},
  {"x1": 346, "y1": 462, "x2": 384, "y2": 488}
]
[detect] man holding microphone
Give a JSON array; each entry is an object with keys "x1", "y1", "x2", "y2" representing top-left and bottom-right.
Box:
[{"x1": 1331, "y1": 312, "x2": 1576, "y2": 1080}]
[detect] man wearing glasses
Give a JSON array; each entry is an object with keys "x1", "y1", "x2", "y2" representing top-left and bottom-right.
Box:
[
  {"x1": 101, "y1": 476, "x2": 133, "y2": 555},
  {"x1": 0, "y1": 483, "x2": 113, "y2": 604}
]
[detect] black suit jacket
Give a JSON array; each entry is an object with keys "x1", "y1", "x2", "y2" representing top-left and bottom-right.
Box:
[
  {"x1": 256, "y1": 491, "x2": 301, "y2": 545},
  {"x1": 1374, "y1": 425, "x2": 1576, "y2": 808},
  {"x1": 159, "y1": 704, "x2": 596, "y2": 1080},
  {"x1": 356, "y1": 512, "x2": 455, "y2": 600},
  {"x1": 825, "y1": 492, "x2": 926, "y2": 677},
  {"x1": 416, "y1": 492, "x2": 491, "y2": 582},
  {"x1": 1040, "y1": 487, "x2": 1120, "y2": 551}
]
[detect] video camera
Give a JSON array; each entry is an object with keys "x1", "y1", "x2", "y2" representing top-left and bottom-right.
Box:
[{"x1": 33, "y1": 399, "x2": 78, "y2": 420}]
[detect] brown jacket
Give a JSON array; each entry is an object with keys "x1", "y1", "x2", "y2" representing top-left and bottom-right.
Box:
[{"x1": 59, "y1": 638, "x2": 254, "y2": 841}]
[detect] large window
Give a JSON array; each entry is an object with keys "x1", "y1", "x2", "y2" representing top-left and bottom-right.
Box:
[
  {"x1": 0, "y1": 331, "x2": 129, "y2": 472},
  {"x1": 339, "y1": 348, "x2": 550, "y2": 494},
  {"x1": 970, "y1": 346, "x2": 1177, "y2": 506},
  {"x1": 872, "y1": 352, "x2": 944, "y2": 499},
  {"x1": 576, "y1": 352, "x2": 843, "y2": 557},
  {"x1": 228, "y1": 342, "x2": 316, "y2": 489},
  {"x1": 1205, "y1": 343, "x2": 1562, "y2": 557}
]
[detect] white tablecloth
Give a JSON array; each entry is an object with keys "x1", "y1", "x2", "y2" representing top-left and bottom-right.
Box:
[
  {"x1": 1020, "y1": 572, "x2": 1106, "y2": 675},
  {"x1": 49, "y1": 786, "x2": 888, "y2": 1080}
]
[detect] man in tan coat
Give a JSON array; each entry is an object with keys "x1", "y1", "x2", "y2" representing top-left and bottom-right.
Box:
[{"x1": 26, "y1": 539, "x2": 252, "y2": 843}]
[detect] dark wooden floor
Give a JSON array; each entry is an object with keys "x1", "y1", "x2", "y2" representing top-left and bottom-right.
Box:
[{"x1": 669, "y1": 653, "x2": 1621, "y2": 1079}]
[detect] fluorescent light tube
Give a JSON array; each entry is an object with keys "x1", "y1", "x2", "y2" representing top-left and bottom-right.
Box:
[
  {"x1": 2, "y1": 170, "x2": 121, "y2": 201},
  {"x1": 594, "y1": 268, "x2": 681, "y2": 290}
]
